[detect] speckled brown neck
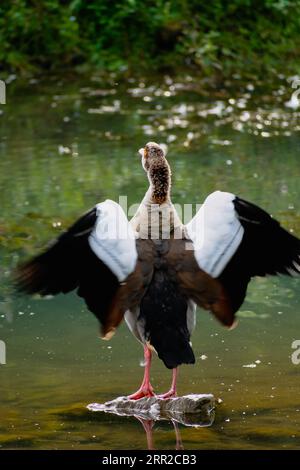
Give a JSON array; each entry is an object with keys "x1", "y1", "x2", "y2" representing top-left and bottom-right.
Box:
[{"x1": 148, "y1": 157, "x2": 171, "y2": 205}]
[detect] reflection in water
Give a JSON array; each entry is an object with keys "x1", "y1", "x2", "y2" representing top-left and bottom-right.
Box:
[
  {"x1": 137, "y1": 418, "x2": 185, "y2": 450},
  {"x1": 87, "y1": 394, "x2": 216, "y2": 450},
  {"x1": 172, "y1": 420, "x2": 184, "y2": 451},
  {"x1": 0, "y1": 74, "x2": 300, "y2": 449},
  {"x1": 137, "y1": 418, "x2": 155, "y2": 450}
]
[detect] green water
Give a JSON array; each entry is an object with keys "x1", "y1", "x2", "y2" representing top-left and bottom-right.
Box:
[{"x1": 0, "y1": 73, "x2": 300, "y2": 450}]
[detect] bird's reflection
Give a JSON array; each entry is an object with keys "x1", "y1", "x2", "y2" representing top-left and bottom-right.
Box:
[
  {"x1": 172, "y1": 420, "x2": 184, "y2": 451},
  {"x1": 135, "y1": 413, "x2": 213, "y2": 450},
  {"x1": 136, "y1": 417, "x2": 155, "y2": 450},
  {"x1": 137, "y1": 417, "x2": 184, "y2": 450}
]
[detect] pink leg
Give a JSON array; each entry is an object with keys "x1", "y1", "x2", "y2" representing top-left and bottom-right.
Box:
[
  {"x1": 158, "y1": 367, "x2": 178, "y2": 399},
  {"x1": 128, "y1": 345, "x2": 155, "y2": 400}
]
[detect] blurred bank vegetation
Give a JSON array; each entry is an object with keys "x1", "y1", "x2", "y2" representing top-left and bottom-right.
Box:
[{"x1": 0, "y1": 0, "x2": 300, "y2": 77}]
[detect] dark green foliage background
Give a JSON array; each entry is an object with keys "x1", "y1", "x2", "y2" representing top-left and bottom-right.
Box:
[{"x1": 0, "y1": 0, "x2": 300, "y2": 76}]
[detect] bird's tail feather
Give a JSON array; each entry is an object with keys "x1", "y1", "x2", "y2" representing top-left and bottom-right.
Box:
[{"x1": 139, "y1": 270, "x2": 195, "y2": 369}]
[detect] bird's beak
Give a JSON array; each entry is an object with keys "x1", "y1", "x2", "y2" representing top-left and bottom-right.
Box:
[{"x1": 138, "y1": 148, "x2": 144, "y2": 157}]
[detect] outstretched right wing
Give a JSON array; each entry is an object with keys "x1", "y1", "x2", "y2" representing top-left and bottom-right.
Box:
[{"x1": 185, "y1": 191, "x2": 300, "y2": 314}]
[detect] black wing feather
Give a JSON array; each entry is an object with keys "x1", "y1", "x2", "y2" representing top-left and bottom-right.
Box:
[
  {"x1": 234, "y1": 197, "x2": 300, "y2": 277},
  {"x1": 15, "y1": 207, "x2": 119, "y2": 325},
  {"x1": 218, "y1": 197, "x2": 300, "y2": 312}
]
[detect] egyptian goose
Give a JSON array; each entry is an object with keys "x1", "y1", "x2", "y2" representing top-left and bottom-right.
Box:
[{"x1": 16, "y1": 142, "x2": 300, "y2": 399}]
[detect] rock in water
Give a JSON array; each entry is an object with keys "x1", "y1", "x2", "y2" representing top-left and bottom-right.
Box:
[{"x1": 87, "y1": 394, "x2": 215, "y2": 427}]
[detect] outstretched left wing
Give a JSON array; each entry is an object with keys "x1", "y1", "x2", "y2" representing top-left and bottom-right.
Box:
[{"x1": 15, "y1": 200, "x2": 139, "y2": 336}]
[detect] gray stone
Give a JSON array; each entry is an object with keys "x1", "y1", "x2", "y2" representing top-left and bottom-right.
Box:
[{"x1": 87, "y1": 394, "x2": 216, "y2": 427}]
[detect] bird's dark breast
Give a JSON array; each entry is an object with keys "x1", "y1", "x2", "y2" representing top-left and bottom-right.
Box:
[{"x1": 138, "y1": 239, "x2": 195, "y2": 369}]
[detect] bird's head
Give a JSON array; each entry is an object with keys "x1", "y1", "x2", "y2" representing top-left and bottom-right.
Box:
[
  {"x1": 138, "y1": 142, "x2": 171, "y2": 204},
  {"x1": 138, "y1": 142, "x2": 167, "y2": 172}
]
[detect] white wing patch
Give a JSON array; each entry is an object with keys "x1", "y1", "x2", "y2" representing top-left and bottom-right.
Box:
[
  {"x1": 185, "y1": 191, "x2": 244, "y2": 278},
  {"x1": 88, "y1": 199, "x2": 138, "y2": 282}
]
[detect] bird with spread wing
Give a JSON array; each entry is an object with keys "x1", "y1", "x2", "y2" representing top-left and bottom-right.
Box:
[{"x1": 16, "y1": 142, "x2": 300, "y2": 399}]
